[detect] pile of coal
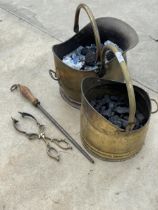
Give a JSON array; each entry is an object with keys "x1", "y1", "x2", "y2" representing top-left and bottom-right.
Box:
[
  {"x1": 62, "y1": 40, "x2": 122, "y2": 71},
  {"x1": 89, "y1": 95, "x2": 145, "y2": 130}
]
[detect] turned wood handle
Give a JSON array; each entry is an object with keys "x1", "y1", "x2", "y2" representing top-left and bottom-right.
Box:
[
  {"x1": 19, "y1": 85, "x2": 39, "y2": 106},
  {"x1": 11, "y1": 84, "x2": 39, "y2": 106}
]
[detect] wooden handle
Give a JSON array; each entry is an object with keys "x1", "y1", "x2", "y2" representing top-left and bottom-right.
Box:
[
  {"x1": 19, "y1": 85, "x2": 39, "y2": 106},
  {"x1": 11, "y1": 84, "x2": 39, "y2": 106}
]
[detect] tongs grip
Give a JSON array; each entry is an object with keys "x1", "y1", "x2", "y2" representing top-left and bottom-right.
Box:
[
  {"x1": 50, "y1": 138, "x2": 72, "y2": 150},
  {"x1": 46, "y1": 143, "x2": 60, "y2": 161}
]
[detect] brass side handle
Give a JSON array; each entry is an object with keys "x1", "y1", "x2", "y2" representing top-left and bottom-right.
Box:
[
  {"x1": 151, "y1": 98, "x2": 158, "y2": 114},
  {"x1": 74, "y1": 3, "x2": 102, "y2": 62},
  {"x1": 101, "y1": 45, "x2": 136, "y2": 131},
  {"x1": 49, "y1": 69, "x2": 60, "y2": 81}
]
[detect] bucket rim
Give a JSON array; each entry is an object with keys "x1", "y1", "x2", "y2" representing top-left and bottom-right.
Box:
[
  {"x1": 81, "y1": 77, "x2": 151, "y2": 133},
  {"x1": 52, "y1": 16, "x2": 138, "y2": 74}
]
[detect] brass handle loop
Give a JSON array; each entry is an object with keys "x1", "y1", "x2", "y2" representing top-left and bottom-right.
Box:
[
  {"x1": 49, "y1": 69, "x2": 60, "y2": 81},
  {"x1": 151, "y1": 98, "x2": 158, "y2": 114},
  {"x1": 74, "y1": 4, "x2": 102, "y2": 64},
  {"x1": 101, "y1": 45, "x2": 136, "y2": 131}
]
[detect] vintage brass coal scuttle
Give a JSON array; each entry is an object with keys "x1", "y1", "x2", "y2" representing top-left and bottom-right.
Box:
[
  {"x1": 50, "y1": 3, "x2": 138, "y2": 108},
  {"x1": 80, "y1": 44, "x2": 152, "y2": 161}
]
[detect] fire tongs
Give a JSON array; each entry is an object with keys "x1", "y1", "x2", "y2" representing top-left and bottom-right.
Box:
[{"x1": 12, "y1": 112, "x2": 72, "y2": 161}]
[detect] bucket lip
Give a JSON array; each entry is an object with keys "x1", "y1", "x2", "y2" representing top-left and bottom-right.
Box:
[
  {"x1": 52, "y1": 16, "x2": 138, "y2": 74},
  {"x1": 52, "y1": 16, "x2": 139, "y2": 50},
  {"x1": 81, "y1": 77, "x2": 151, "y2": 133},
  {"x1": 96, "y1": 17, "x2": 139, "y2": 41},
  {"x1": 96, "y1": 17, "x2": 139, "y2": 50}
]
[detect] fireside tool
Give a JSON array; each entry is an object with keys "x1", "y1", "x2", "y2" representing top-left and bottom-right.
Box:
[
  {"x1": 10, "y1": 84, "x2": 94, "y2": 164},
  {"x1": 12, "y1": 112, "x2": 72, "y2": 161}
]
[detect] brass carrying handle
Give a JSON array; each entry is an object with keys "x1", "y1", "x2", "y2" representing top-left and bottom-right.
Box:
[
  {"x1": 101, "y1": 45, "x2": 136, "y2": 131},
  {"x1": 49, "y1": 69, "x2": 60, "y2": 81},
  {"x1": 74, "y1": 3, "x2": 102, "y2": 62}
]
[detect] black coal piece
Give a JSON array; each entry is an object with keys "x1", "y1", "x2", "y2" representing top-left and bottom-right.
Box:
[
  {"x1": 90, "y1": 100, "x2": 97, "y2": 107},
  {"x1": 105, "y1": 50, "x2": 115, "y2": 61},
  {"x1": 110, "y1": 95, "x2": 119, "y2": 101},
  {"x1": 109, "y1": 115, "x2": 123, "y2": 128},
  {"x1": 115, "y1": 106, "x2": 129, "y2": 114},
  {"x1": 102, "y1": 109, "x2": 113, "y2": 119},
  {"x1": 85, "y1": 51, "x2": 96, "y2": 66},
  {"x1": 136, "y1": 112, "x2": 145, "y2": 123},
  {"x1": 81, "y1": 47, "x2": 89, "y2": 56}
]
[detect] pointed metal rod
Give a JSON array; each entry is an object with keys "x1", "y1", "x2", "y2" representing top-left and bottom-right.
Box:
[{"x1": 10, "y1": 84, "x2": 94, "y2": 164}]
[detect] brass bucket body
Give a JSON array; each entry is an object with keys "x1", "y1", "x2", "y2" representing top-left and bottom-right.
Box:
[
  {"x1": 80, "y1": 78, "x2": 151, "y2": 160},
  {"x1": 80, "y1": 43, "x2": 152, "y2": 161},
  {"x1": 51, "y1": 4, "x2": 138, "y2": 108}
]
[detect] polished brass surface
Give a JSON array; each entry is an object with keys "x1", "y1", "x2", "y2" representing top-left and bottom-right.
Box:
[
  {"x1": 60, "y1": 87, "x2": 81, "y2": 109},
  {"x1": 80, "y1": 77, "x2": 151, "y2": 161},
  {"x1": 51, "y1": 4, "x2": 139, "y2": 108},
  {"x1": 80, "y1": 49, "x2": 151, "y2": 160},
  {"x1": 53, "y1": 47, "x2": 96, "y2": 104}
]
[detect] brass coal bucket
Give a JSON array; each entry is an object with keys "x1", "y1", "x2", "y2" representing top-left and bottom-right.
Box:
[
  {"x1": 80, "y1": 44, "x2": 152, "y2": 161},
  {"x1": 50, "y1": 4, "x2": 138, "y2": 108}
]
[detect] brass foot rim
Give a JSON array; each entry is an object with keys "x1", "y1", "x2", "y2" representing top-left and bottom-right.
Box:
[
  {"x1": 81, "y1": 136, "x2": 143, "y2": 161},
  {"x1": 59, "y1": 87, "x2": 81, "y2": 109}
]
